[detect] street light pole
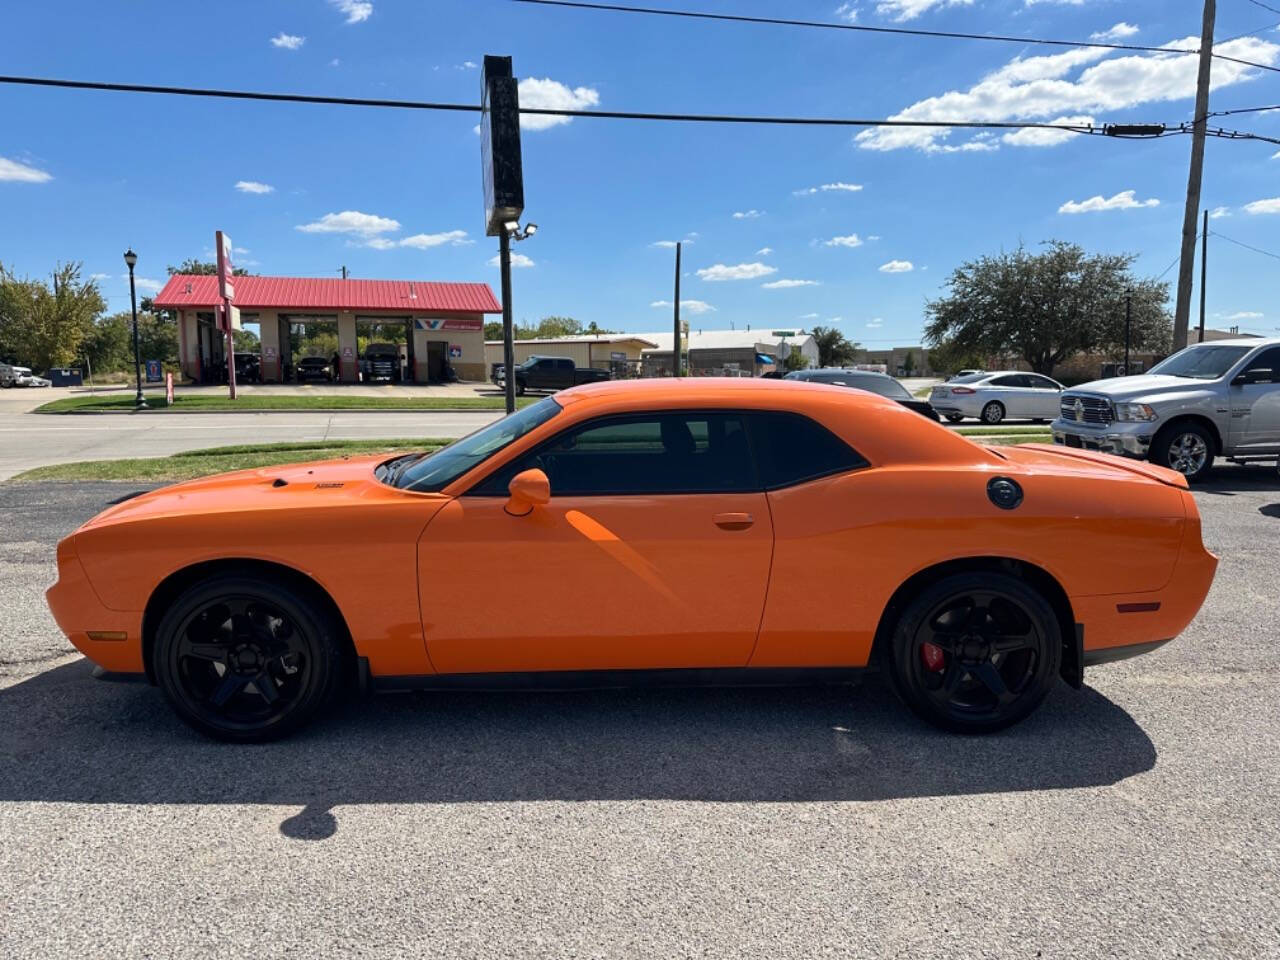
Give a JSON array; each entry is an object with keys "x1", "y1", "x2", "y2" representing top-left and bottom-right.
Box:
[
  {"x1": 499, "y1": 227, "x2": 516, "y2": 416},
  {"x1": 123, "y1": 248, "x2": 146, "y2": 409}
]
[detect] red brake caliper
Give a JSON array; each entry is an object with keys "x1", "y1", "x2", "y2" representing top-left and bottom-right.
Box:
[{"x1": 920, "y1": 642, "x2": 945, "y2": 672}]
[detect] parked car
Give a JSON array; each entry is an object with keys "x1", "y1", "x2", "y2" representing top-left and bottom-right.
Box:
[
  {"x1": 1051, "y1": 337, "x2": 1280, "y2": 482},
  {"x1": 233, "y1": 353, "x2": 260, "y2": 384},
  {"x1": 361, "y1": 343, "x2": 400, "y2": 383},
  {"x1": 784, "y1": 368, "x2": 939, "y2": 420},
  {"x1": 47, "y1": 378, "x2": 1216, "y2": 742},
  {"x1": 950, "y1": 369, "x2": 984, "y2": 380},
  {"x1": 295, "y1": 356, "x2": 334, "y2": 383},
  {"x1": 0, "y1": 363, "x2": 51, "y2": 388},
  {"x1": 929, "y1": 371, "x2": 1063, "y2": 424},
  {"x1": 494, "y1": 355, "x2": 610, "y2": 395}
]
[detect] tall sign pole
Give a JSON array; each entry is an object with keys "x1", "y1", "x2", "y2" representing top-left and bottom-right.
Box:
[
  {"x1": 216, "y1": 230, "x2": 238, "y2": 400},
  {"x1": 480, "y1": 55, "x2": 525, "y2": 416},
  {"x1": 673, "y1": 241, "x2": 682, "y2": 377},
  {"x1": 1173, "y1": 0, "x2": 1216, "y2": 351}
]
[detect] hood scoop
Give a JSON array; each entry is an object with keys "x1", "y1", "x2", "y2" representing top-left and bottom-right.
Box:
[{"x1": 272, "y1": 478, "x2": 289, "y2": 488}]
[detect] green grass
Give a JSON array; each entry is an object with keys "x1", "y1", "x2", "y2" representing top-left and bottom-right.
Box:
[
  {"x1": 34, "y1": 393, "x2": 534, "y2": 414},
  {"x1": 955, "y1": 426, "x2": 1051, "y2": 436},
  {"x1": 9, "y1": 438, "x2": 450, "y2": 484}
]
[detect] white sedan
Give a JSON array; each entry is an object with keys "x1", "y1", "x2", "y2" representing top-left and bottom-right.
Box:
[{"x1": 929, "y1": 371, "x2": 1064, "y2": 424}]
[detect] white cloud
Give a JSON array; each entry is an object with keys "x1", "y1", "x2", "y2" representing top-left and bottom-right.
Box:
[
  {"x1": 517, "y1": 77, "x2": 600, "y2": 131},
  {"x1": 1091, "y1": 22, "x2": 1139, "y2": 42},
  {"x1": 762, "y1": 279, "x2": 820, "y2": 289},
  {"x1": 1273, "y1": 150, "x2": 1280, "y2": 159},
  {"x1": 296, "y1": 210, "x2": 401, "y2": 236},
  {"x1": 879, "y1": 260, "x2": 914, "y2": 273},
  {"x1": 799, "y1": 312, "x2": 819, "y2": 319},
  {"x1": 1058, "y1": 189, "x2": 1159, "y2": 214},
  {"x1": 330, "y1": 58, "x2": 341, "y2": 67},
  {"x1": 651, "y1": 235, "x2": 696, "y2": 248},
  {"x1": 0, "y1": 156, "x2": 52, "y2": 183},
  {"x1": 856, "y1": 35, "x2": 1280, "y2": 153},
  {"x1": 461, "y1": 60, "x2": 477, "y2": 69},
  {"x1": 756, "y1": 247, "x2": 773, "y2": 255},
  {"x1": 794, "y1": 182, "x2": 864, "y2": 195},
  {"x1": 362, "y1": 238, "x2": 396, "y2": 250},
  {"x1": 824, "y1": 234, "x2": 864, "y2": 247},
  {"x1": 233, "y1": 246, "x2": 250, "y2": 255},
  {"x1": 1221, "y1": 311, "x2": 1263, "y2": 320},
  {"x1": 696, "y1": 262, "x2": 777, "y2": 281},
  {"x1": 650, "y1": 299, "x2": 716, "y2": 314},
  {"x1": 398, "y1": 230, "x2": 471, "y2": 249},
  {"x1": 123, "y1": 275, "x2": 163, "y2": 292},
  {"x1": 875, "y1": 0, "x2": 973, "y2": 23},
  {"x1": 89, "y1": 273, "x2": 110, "y2": 281},
  {"x1": 234, "y1": 180, "x2": 274, "y2": 194},
  {"x1": 1209, "y1": 206, "x2": 1231, "y2": 219},
  {"x1": 330, "y1": 0, "x2": 373, "y2": 24},
  {"x1": 1244, "y1": 197, "x2": 1280, "y2": 214},
  {"x1": 489, "y1": 252, "x2": 535, "y2": 268},
  {"x1": 866, "y1": 318, "x2": 884, "y2": 328},
  {"x1": 732, "y1": 209, "x2": 764, "y2": 219},
  {"x1": 1002, "y1": 115, "x2": 1094, "y2": 147},
  {"x1": 835, "y1": 2, "x2": 858, "y2": 22},
  {"x1": 867, "y1": 234, "x2": 881, "y2": 241},
  {"x1": 270, "y1": 33, "x2": 305, "y2": 50}
]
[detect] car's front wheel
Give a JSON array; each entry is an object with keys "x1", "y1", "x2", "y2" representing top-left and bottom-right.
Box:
[
  {"x1": 1151, "y1": 421, "x2": 1215, "y2": 483},
  {"x1": 981, "y1": 401, "x2": 1005, "y2": 425},
  {"x1": 886, "y1": 573, "x2": 1062, "y2": 734},
  {"x1": 153, "y1": 574, "x2": 348, "y2": 742}
]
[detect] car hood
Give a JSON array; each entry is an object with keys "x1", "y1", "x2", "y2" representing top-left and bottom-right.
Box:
[
  {"x1": 79, "y1": 453, "x2": 418, "y2": 530},
  {"x1": 1064, "y1": 374, "x2": 1215, "y2": 402}
]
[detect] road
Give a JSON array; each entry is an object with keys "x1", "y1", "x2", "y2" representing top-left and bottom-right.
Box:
[
  {"x1": 0, "y1": 410, "x2": 500, "y2": 480},
  {"x1": 2, "y1": 469, "x2": 1278, "y2": 958}
]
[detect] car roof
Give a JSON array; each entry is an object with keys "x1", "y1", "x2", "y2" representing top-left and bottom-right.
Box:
[{"x1": 1185, "y1": 337, "x2": 1280, "y2": 347}]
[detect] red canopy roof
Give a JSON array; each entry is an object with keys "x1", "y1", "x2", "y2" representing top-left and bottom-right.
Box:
[{"x1": 153, "y1": 275, "x2": 501, "y2": 314}]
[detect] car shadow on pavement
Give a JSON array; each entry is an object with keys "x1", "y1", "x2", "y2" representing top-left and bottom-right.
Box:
[
  {"x1": 1197, "y1": 464, "x2": 1279, "y2": 496},
  {"x1": 1, "y1": 659, "x2": 1155, "y2": 839}
]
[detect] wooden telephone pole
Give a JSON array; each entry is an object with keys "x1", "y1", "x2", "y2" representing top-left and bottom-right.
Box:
[{"x1": 1173, "y1": 0, "x2": 1216, "y2": 351}]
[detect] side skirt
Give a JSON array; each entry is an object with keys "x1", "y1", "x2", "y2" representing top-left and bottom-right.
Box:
[{"x1": 372, "y1": 665, "x2": 866, "y2": 693}]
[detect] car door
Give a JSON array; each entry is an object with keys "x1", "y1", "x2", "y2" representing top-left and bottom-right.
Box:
[
  {"x1": 985, "y1": 375, "x2": 1028, "y2": 417},
  {"x1": 417, "y1": 411, "x2": 774, "y2": 674},
  {"x1": 1229, "y1": 346, "x2": 1280, "y2": 452},
  {"x1": 1026, "y1": 375, "x2": 1064, "y2": 418}
]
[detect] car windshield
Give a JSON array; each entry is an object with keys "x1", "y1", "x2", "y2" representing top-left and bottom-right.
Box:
[
  {"x1": 386, "y1": 396, "x2": 561, "y2": 492},
  {"x1": 851, "y1": 376, "x2": 913, "y2": 400},
  {"x1": 1148, "y1": 345, "x2": 1252, "y2": 380},
  {"x1": 947, "y1": 373, "x2": 987, "y2": 384}
]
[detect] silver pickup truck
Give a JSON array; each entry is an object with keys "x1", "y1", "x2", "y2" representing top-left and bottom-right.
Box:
[{"x1": 1051, "y1": 337, "x2": 1280, "y2": 482}]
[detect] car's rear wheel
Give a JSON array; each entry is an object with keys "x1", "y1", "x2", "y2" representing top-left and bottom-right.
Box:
[
  {"x1": 945, "y1": 413, "x2": 964, "y2": 423},
  {"x1": 515, "y1": 381, "x2": 526, "y2": 396},
  {"x1": 886, "y1": 573, "x2": 1061, "y2": 733},
  {"x1": 153, "y1": 575, "x2": 347, "y2": 742},
  {"x1": 981, "y1": 401, "x2": 1005, "y2": 425},
  {"x1": 1151, "y1": 421, "x2": 1215, "y2": 483}
]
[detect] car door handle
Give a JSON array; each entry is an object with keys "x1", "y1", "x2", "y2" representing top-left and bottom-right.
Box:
[{"x1": 713, "y1": 512, "x2": 754, "y2": 530}]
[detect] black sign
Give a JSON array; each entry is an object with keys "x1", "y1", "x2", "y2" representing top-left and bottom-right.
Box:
[{"x1": 481, "y1": 55, "x2": 524, "y2": 237}]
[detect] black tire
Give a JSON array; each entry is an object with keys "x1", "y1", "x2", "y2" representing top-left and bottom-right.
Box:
[
  {"x1": 153, "y1": 574, "x2": 348, "y2": 742},
  {"x1": 1150, "y1": 421, "x2": 1215, "y2": 483},
  {"x1": 885, "y1": 572, "x2": 1062, "y2": 734},
  {"x1": 515, "y1": 380, "x2": 526, "y2": 397},
  {"x1": 945, "y1": 413, "x2": 964, "y2": 423},
  {"x1": 981, "y1": 401, "x2": 1005, "y2": 425}
]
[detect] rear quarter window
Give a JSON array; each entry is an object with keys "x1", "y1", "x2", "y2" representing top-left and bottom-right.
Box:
[{"x1": 747, "y1": 411, "x2": 868, "y2": 489}]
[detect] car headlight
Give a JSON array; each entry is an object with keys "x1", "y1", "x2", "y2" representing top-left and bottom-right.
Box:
[{"x1": 1114, "y1": 402, "x2": 1158, "y2": 422}]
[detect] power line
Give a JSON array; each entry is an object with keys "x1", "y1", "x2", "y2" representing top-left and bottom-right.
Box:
[
  {"x1": 1, "y1": 74, "x2": 1276, "y2": 144},
  {"x1": 1212, "y1": 230, "x2": 1280, "y2": 261},
  {"x1": 510, "y1": 0, "x2": 1280, "y2": 74},
  {"x1": 1155, "y1": 242, "x2": 1196, "y2": 282},
  {"x1": 1243, "y1": 0, "x2": 1280, "y2": 16},
  {"x1": 1209, "y1": 102, "x2": 1280, "y2": 116}
]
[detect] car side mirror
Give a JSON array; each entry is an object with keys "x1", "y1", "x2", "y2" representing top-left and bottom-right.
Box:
[{"x1": 505, "y1": 468, "x2": 550, "y2": 517}]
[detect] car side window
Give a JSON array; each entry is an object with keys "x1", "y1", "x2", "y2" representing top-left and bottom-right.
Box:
[
  {"x1": 1028, "y1": 375, "x2": 1059, "y2": 390},
  {"x1": 1240, "y1": 348, "x2": 1280, "y2": 384},
  {"x1": 746, "y1": 411, "x2": 868, "y2": 490},
  {"x1": 469, "y1": 412, "x2": 759, "y2": 496},
  {"x1": 989, "y1": 375, "x2": 1022, "y2": 387}
]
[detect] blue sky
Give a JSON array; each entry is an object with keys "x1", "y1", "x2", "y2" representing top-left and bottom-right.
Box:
[{"x1": 1, "y1": 0, "x2": 1278, "y2": 348}]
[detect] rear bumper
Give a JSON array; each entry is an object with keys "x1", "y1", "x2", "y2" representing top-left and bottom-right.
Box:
[
  {"x1": 45, "y1": 537, "x2": 144, "y2": 673},
  {"x1": 1084, "y1": 639, "x2": 1170, "y2": 666}
]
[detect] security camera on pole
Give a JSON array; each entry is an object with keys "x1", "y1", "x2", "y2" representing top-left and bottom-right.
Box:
[
  {"x1": 215, "y1": 230, "x2": 239, "y2": 400},
  {"x1": 481, "y1": 55, "x2": 529, "y2": 416}
]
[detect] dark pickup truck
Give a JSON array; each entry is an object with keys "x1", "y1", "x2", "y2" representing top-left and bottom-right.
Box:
[{"x1": 493, "y1": 355, "x2": 611, "y2": 395}]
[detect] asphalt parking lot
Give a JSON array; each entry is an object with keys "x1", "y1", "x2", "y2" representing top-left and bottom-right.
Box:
[{"x1": 3, "y1": 469, "x2": 1279, "y2": 959}]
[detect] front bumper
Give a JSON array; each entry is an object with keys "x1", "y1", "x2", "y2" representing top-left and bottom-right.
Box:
[
  {"x1": 1050, "y1": 419, "x2": 1154, "y2": 458},
  {"x1": 45, "y1": 536, "x2": 145, "y2": 673}
]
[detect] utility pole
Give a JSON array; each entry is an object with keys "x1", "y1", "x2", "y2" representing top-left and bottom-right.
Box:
[
  {"x1": 673, "y1": 241, "x2": 682, "y2": 377},
  {"x1": 1198, "y1": 209, "x2": 1208, "y2": 344},
  {"x1": 1173, "y1": 0, "x2": 1216, "y2": 349},
  {"x1": 1124, "y1": 291, "x2": 1132, "y2": 376}
]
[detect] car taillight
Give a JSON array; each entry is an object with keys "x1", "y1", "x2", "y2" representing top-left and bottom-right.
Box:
[{"x1": 951, "y1": 386, "x2": 975, "y2": 394}]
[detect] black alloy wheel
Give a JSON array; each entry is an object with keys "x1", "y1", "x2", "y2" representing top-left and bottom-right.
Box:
[
  {"x1": 887, "y1": 573, "x2": 1061, "y2": 733},
  {"x1": 154, "y1": 575, "x2": 346, "y2": 742}
]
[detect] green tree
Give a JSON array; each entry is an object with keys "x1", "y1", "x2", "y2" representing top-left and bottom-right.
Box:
[
  {"x1": 925, "y1": 338, "x2": 987, "y2": 376},
  {"x1": 533, "y1": 316, "x2": 582, "y2": 339},
  {"x1": 0, "y1": 262, "x2": 106, "y2": 371},
  {"x1": 809, "y1": 326, "x2": 860, "y2": 368},
  {"x1": 782, "y1": 346, "x2": 809, "y2": 372},
  {"x1": 232, "y1": 328, "x2": 261, "y2": 354},
  {"x1": 902, "y1": 350, "x2": 916, "y2": 375},
  {"x1": 484, "y1": 321, "x2": 504, "y2": 340},
  {"x1": 82, "y1": 312, "x2": 132, "y2": 372},
  {"x1": 167, "y1": 258, "x2": 252, "y2": 277},
  {"x1": 924, "y1": 241, "x2": 1171, "y2": 376}
]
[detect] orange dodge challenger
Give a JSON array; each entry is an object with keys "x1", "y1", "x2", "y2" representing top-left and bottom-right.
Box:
[{"x1": 47, "y1": 378, "x2": 1217, "y2": 741}]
